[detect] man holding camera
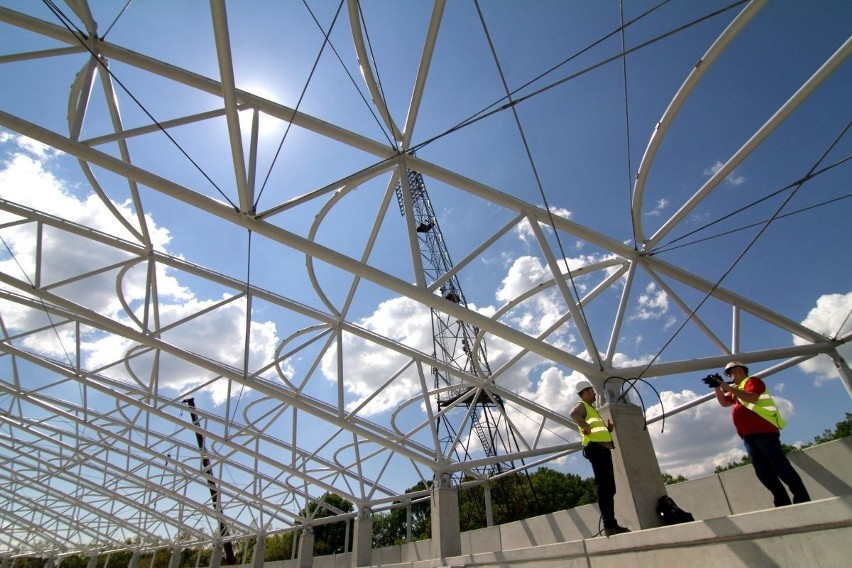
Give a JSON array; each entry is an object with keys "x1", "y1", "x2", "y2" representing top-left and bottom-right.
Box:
[{"x1": 705, "y1": 361, "x2": 810, "y2": 507}]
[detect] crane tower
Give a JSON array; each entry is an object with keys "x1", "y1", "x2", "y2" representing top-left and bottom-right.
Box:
[{"x1": 395, "y1": 169, "x2": 536, "y2": 521}]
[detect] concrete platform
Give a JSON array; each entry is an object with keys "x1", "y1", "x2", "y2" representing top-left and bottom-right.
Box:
[{"x1": 383, "y1": 495, "x2": 852, "y2": 568}]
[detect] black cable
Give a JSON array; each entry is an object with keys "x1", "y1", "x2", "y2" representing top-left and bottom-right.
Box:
[
  {"x1": 255, "y1": 0, "x2": 397, "y2": 208},
  {"x1": 40, "y1": 0, "x2": 237, "y2": 209},
  {"x1": 634, "y1": 123, "x2": 849, "y2": 385},
  {"x1": 604, "y1": 375, "x2": 665, "y2": 433},
  {"x1": 653, "y1": 192, "x2": 852, "y2": 256},
  {"x1": 301, "y1": 1, "x2": 394, "y2": 147},
  {"x1": 412, "y1": 0, "x2": 675, "y2": 155},
  {"x1": 357, "y1": 1, "x2": 396, "y2": 141},
  {"x1": 407, "y1": 0, "x2": 747, "y2": 156},
  {"x1": 101, "y1": 0, "x2": 133, "y2": 40},
  {"x1": 256, "y1": 0, "x2": 347, "y2": 206},
  {"x1": 474, "y1": 0, "x2": 601, "y2": 367},
  {"x1": 0, "y1": 235, "x2": 75, "y2": 367},
  {"x1": 619, "y1": 0, "x2": 638, "y2": 251}
]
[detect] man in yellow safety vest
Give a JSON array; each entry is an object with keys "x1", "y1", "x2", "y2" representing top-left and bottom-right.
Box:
[{"x1": 570, "y1": 379, "x2": 630, "y2": 536}]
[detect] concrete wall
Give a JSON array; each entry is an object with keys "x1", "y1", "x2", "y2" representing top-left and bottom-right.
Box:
[
  {"x1": 287, "y1": 437, "x2": 850, "y2": 566},
  {"x1": 450, "y1": 495, "x2": 852, "y2": 568},
  {"x1": 667, "y1": 436, "x2": 852, "y2": 518}
]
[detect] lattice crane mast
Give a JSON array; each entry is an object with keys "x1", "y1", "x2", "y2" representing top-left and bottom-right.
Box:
[{"x1": 395, "y1": 170, "x2": 535, "y2": 520}]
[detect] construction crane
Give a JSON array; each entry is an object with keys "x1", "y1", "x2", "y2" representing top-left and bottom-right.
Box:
[
  {"x1": 183, "y1": 398, "x2": 238, "y2": 565},
  {"x1": 395, "y1": 168, "x2": 537, "y2": 523}
]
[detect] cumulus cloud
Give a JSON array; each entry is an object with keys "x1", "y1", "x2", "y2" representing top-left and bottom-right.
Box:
[
  {"x1": 704, "y1": 160, "x2": 745, "y2": 186},
  {"x1": 644, "y1": 198, "x2": 669, "y2": 217},
  {"x1": 632, "y1": 282, "x2": 669, "y2": 320},
  {"x1": 321, "y1": 296, "x2": 432, "y2": 416},
  {"x1": 645, "y1": 388, "x2": 798, "y2": 479},
  {"x1": 794, "y1": 291, "x2": 852, "y2": 381},
  {"x1": 0, "y1": 131, "x2": 282, "y2": 404},
  {"x1": 514, "y1": 205, "x2": 572, "y2": 245}
]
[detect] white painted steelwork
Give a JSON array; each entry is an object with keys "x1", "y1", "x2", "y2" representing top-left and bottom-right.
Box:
[{"x1": 0, "y1": 0, "x2": 848, "y2": 560}]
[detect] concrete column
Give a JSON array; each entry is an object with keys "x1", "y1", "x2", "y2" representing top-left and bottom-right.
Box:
[
  {"x1": 127, "y1": 551, "x2": 139, "y2": 568},
  {"x1": 599, "y1": 401, "x2": 666, "y2": 531},
  {"x1": 297, "y1": 527, "x2": 314, "y2": 568},
  {"x1": 252, "y1": 535, "x2": 266, "y2": 568},
  {"x1": 167, "y1": 548, "x2": 181, "y2": 568},
  {"x1": 351, "y1": 508, "x2": 373, "y2": 567},
  {"x1": 2, "y1": 556, "x2": 10, "y2": 568},
  {"x1": 430, "y1": 474, "x2": 461, "y2": 559},
  {"x1": 484, "y1": 483, "x2": 494, "y2": 527},
  {"x1": 86, "y1": 555, "x2": 98, "y2": 568},
  {"x1": 209, "y1": 542, "x2": 222, "y2": 568}
]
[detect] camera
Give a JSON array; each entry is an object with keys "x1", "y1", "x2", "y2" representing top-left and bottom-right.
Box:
[{"x1": 701, "y1": 372, "x2": 723, "y2": 388}]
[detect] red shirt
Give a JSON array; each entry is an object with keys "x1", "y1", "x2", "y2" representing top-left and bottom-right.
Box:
[{"x1": 727, "y1": 376, "x2": 780, "y2": 437}]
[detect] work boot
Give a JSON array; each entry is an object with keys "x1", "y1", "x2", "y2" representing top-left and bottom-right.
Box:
[{"x1": 604, "y1": 524, "x2": 630, "y2": 536}]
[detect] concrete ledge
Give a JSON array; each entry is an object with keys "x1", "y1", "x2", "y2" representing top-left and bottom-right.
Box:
[{"x1": 389, "y1": 496, "x2": 852, "y2": 568}]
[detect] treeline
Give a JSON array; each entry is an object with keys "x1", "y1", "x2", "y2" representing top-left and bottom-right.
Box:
[{"x1": 259, "y1": 467, "x2": 598, "y2": 559}]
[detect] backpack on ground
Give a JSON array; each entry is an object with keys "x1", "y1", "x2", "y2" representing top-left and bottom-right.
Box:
[{"x1": 656, "y1": 495, "x2": 694, "y2": 525}]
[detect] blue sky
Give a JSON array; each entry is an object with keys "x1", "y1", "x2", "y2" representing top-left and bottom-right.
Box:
[{"x1": 0, "y1": 0, "x2": 850, "y2": 540}]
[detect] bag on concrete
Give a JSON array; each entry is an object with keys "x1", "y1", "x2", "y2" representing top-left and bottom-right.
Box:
[{"x1": 656, "y1": 495, "x2": 694, "y2": 525}]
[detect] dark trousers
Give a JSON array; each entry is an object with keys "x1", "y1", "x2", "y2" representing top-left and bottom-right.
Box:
[
  {"x1": 583, "y1": 442, "x2": 617, "y2": 526},
  {"x1": 743, "y1": 432, "x2": 811, "y2": 507}
]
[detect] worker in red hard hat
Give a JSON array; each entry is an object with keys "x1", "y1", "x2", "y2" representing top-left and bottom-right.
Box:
[
  {"x1": 569, "y1": 379, "x2": 630, "y2": 536},
  {"x1": 710, "y1": 361, "x2": 810, "y2": 507}
]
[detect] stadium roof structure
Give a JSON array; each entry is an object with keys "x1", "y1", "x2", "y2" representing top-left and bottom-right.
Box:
[{"x1": 1, "y1": 0, "x2": 850, "y2": 560}]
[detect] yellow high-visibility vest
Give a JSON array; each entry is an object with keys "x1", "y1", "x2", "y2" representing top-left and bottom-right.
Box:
[
  {"x1": 579, "y1": 401, "x2": 613, "y2": 446},
  {"x1": 737, "y1": 377, "x2": 786, "y2": 429}
]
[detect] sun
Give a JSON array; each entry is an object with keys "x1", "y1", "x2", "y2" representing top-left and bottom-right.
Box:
[{"x1": 238, "y1": 84, "x2": 286, "y2": 139}]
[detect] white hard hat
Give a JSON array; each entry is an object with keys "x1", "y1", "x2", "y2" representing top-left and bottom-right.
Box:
[
  {"x1": 725, "y1": 361, "x2": 748, "y2": 374},
  {"x1": 576, "y1": 380, "x2": 594, "y2": 394}
]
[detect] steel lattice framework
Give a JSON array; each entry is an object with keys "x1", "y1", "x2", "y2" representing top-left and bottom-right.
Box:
[{"x1": 0, "y1": 0, "x2": 850, "y2": 560}]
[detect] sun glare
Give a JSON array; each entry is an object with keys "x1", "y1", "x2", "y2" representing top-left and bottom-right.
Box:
[{"x1": 238, "y1": 85, "x2": 286, "y2": 138}]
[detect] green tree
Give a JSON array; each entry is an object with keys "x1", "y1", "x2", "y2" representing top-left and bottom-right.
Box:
[
  {"x1": 300, "y1": 492, "x2": 354, "y2": 556},
  {"x1": 814, "y1": 412, "x2": 852, "y2": 444},
  {"x1": 528, "y1": 467, "x2": 596, "y2": 515},
  {"x1": 263, "y1": 531, "x2": 295, "y2": 562},
  {"x1": 662, "y1": 472, "x2": 687, "y2": 485}
]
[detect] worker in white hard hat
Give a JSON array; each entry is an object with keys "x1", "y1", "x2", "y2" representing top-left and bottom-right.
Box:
[
  {"x1": 569, "y1": 380, "x2": 630, "y2": 536},
  {"x1": 708, "y1": 361, "x2": 810, "y2": 507}
]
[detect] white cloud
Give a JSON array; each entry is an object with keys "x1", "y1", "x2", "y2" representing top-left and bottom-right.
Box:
[
  {"x1": 704, "y1": 160, "x2": 745, "y2": 186},
  {"x1": 644, "y1": 198, "x2": 669, "y2": 217},
  {"x1": 514, "y1": 205, "x2": 572, "y2": 245},
  {"x1": 321, "y1": 296, "x2": 432, "y2": 416},
  {"x1": 632, "y1": 282, "x2": 669, "y2": 320},
  {"x1": 794, "y1": 291, "x2": 852, "y2": 381},
  {"x1": 646, "y1": 388, "x2": 797, "y2": 479},
  {"x1": 0, "y1": 131, "x2": 281, "y2": 405}
]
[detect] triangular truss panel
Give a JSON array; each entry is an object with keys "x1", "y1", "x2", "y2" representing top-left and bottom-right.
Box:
[{"x1": 1, "y1": 0, "x2": 850, "y2": 559}]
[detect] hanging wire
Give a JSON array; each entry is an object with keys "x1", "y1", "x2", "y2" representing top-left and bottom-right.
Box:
[
  {"x1": 632, "y1": 122, "x2": 851, "y2": 387},
  {"x1": 357, "y1": 0, "x2": 396, "y2": 141},
  {"x1": 653, "y1": 191, "x2": 852, "y2": 255},
  {"x1": 604, "y1": 375, "x2": 665, "y2": 432},
  {"x1": 254, "y1": 0, "x2": 396, "y2": 208},
  {"x1": 0, "y1": 234, "x2": 75, "y2": 367},
  {"x1": 652, "y1": 140, "x2": 852, "y2": 255},
  {"x1": 619, "y1": 0, "x2": 639, "y2": 250},
  {"x1": 40, "y1": 0, "x2": 238, "y2": 210},
  {"x1": 101, "y1": 0, "x2": 133, "y2": 40},
  {"x1": 408, "y1": 0, "x2": 747, "y2": 156},
  {"x1": 229, "y1": 231, "x2": 252, "y2": 423},
  {"x1": 473, "y1": 0, "x2": 602, "y2": 367}
]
